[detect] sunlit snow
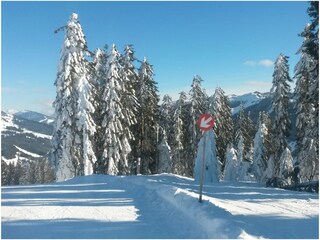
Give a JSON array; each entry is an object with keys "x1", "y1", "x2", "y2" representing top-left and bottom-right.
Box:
[{"x1": 2, "y1": 174, "x2": 318, "y2": 239}]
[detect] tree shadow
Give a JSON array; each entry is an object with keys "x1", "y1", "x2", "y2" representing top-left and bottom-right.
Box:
[{"x1": 2, "y1": 175, "x2": 205, "y2": 239}]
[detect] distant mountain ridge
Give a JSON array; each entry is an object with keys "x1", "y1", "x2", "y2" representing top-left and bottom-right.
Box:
[
  {"x1": 228, "y1": 91, "x2": 270, "y2": 115},
  {"x1": 13, "y1": 110, "x2": 54, "y2": 125},
  {"x1": 1, "y1": 111, "x2": 53, "y2": 165}
]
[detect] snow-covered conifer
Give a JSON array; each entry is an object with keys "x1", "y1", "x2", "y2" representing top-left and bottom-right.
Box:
[
  {"x1": 278, "y1": 147, "x2": 294, "y2": 185},
  {"x1": 295, "y1": 23, "x2": 319, "y2": 182},
  {"x1": 172, "y1": 91, "x2": 188, "y2": 175},
  {"x1": 194, "y1": 129, "x2": 221, "y2": 183},
  {"x1": 119, "y1": 45, "x2": 139, "y2": 174},
  {"x1": 136, "y1": 57, "x2": 160, "y2": 174},
  {"x1": 160, "y1": 95, "x2": 174, "y2": 147},
  {"x1": 264, "y1": 156, "x2": 275, "y2": 181},
  {"x1": 307, "y1": 2, "x2": 319, "y2": 130},
  {"x1": 234, "y1": 104, "x2": 254, "y2": 162},
  {"x1": 187, "y1": 75, "x2": 208, "y2": 177},
  {"x1": 223, "y1": 144, "x2": 238, "y2": 181},
  {"x1": 91, "y1": 48, "x2": 108, "y2": 173},
  {"x1": 253, "y1": 112, "x2": 270, "y2": 183},
  {"x1": 100, "y1": 44, "x2": 135, "y2": 175},
  {"x1": 236, "y1": 134, "x2": 251, "y2": 181},
  {"x1": 209, "y1": 87, "x2": 233, "y2": 168},
  {"x1": 157, "y1": 131, "x2": 172, "y2": 173},
  {"x1": 52, "y1": 13, "x2": 96, "y2": 181},
  {"x1": 270, "y1": 53, "x2": 292, "y2": 180}
]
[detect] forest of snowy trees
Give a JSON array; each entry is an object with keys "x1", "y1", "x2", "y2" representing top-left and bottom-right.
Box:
[
  {"x1": 2, "y1": 2, "x2": 318, "y2": 188},
  {"x1": 51, "y1": 2, "x2": 318, "y2": 187}
]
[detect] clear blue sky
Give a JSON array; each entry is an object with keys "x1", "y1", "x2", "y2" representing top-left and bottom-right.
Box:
[{"x1": 2, "y1": 1, "x2": 310, "y2": 115}]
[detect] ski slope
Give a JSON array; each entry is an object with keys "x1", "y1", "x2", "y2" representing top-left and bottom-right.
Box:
[{"x1": 2, "y1": 174, "x2": 318, "y2": 239}]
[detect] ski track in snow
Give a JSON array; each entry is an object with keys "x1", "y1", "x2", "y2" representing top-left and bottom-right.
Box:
[{"x1": 1, "y1": 174, "x2": 319, "y2": 239}]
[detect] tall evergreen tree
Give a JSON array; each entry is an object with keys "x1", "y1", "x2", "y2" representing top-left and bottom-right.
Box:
[
  {"x1": 307, "y1": 2, "x2": 319, "y2": 125},
  {"x1": 157, "y1": 131, "x2": 172, "y2": 173},
  {"x1": 119, "y1": 45, "x2": 139, "y2": 174},
  {"x1": 172, "y1": 91, "x2": 188, "y2": 175},
  {"x1": 295, "y1": 23, "x2": 319, "y2": 182},
  {"x1": 120, "y1": 45, "x2": 140, "y2": 174},
  {"x1": 234, "y1": 106, "x2": 255, "y2": 182},
  {"x1": 253, "y1": 112, "x2": 272, "y2": 183},
  {"x1": 234, "y1": 104, "x2": 254, "y2": 162},
  {"x1": 306, "y1": 1, "x2": 319, "y2": 61},
  {"x1": 1, "y1": 161, "x2": 9, "y2": 185},
  {"x1": 271, "y1": 53, "x2": 292, "y2": 181},
  {"x1": 100, "y1": 44, "x2": 134, "y2": 175},
  {"x1": 159, "y1": 94, "x2": 174, "y2": 148},
  {"x1": 209, "y1": 87, "x2": 233, "y2": 168},
  {"x1": 137, "y1": 58, "x2": 160, "y2": 174},
  {"x1": 91, "y1": 48, "x2": 108, "y2": 173},
  {"x1": 187, "y1": 75, "x2": 208, "y2": 177},
  {"x1": 52, "y1": 13, "x2": 96, "y2": 181},
  {"x1": 223, "y1": 144, "x2": 238, "y2": 181},
  {"x1": 278, "y1": 147, "x2": 294, "y2": 185}
]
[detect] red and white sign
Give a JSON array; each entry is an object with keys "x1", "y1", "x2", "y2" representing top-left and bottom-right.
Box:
[{"x1": 197, "y1": 114, "x2": 214, "y2": 131}]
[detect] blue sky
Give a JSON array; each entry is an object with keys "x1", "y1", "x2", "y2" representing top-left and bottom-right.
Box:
[{"x1": 2, "y1": 1, "x2": 310, "y2": 115}]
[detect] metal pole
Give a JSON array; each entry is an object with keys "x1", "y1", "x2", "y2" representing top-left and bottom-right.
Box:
[{"x1": 199, "y1": 131, "x2": 206, "y2": 203}]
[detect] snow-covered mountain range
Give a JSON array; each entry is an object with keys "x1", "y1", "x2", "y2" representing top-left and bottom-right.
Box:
[
  {"x1": 228, "y1": 91, "x2": 270, "y2": 115},
  {"x1": 14, "y1": 110, "x2": 55, "y2": 125},
  {"x1": 1, "y1": 111, "x2": 53, "y2": 165}
]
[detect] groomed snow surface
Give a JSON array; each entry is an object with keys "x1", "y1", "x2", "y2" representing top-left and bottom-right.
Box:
[{"x1": 2, "y1": 174, "x2": 318, "y2": 239}]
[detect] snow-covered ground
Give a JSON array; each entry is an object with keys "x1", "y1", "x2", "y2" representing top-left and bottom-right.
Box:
[{"x1": 2, "y1": 174, "x2": 318, "y2": 239}]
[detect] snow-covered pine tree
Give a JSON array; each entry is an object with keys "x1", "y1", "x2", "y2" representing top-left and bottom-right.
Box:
[
  {"x1": 52, "y1": 13, "x2": 96, "y2": 181},
  {"x1": 1, "y1": 160, "x2": 9, "y2": 185},
  {"x1": 234, "y1": 104, "x2": 254, "y2": 181},
  {"x1": 223, "y1": 144, "x2": 238, "y2": 181},
  {"x1": 101, "y1": 44, "x2": 135, "y2": 175},
  {"x1": 13, "y1": 160, "x2": 23, "y2": 185},
  {"x1": 172, "y1": 91, "x2": 188, "y2": 175},
  {"x1": 187, "y1": 75, "x2": 208, "y2": 177},
  {"x1": 157, "y1": 131, "x2": 172, "y2": 173},
  {"x1": 236, "y1": 134, "x2": 251, "y2": 181},
  {"x1": 159, "y1": 94, "x2": 174, "y2": 148},
  {"x1": 294, "y1": 2, "x2": 319, "y2": 182},
  {"x1": 295, "y1": 24, "x2": 319, "y2": 182},
  {"x1": 137, "y1": 57, "x2": 160, "y2": 174},
  {"x1": 194, "y1": 129, "x2": 221, "y2": 183},
  {"x1": 264, "y1": 156, "x2": 275, "y2": 182},
  {"x1": 209, "y1": 87, "x2": 233, "y2": 168},
  {"x1": 270, "y1": 53, "x2": 293, "y2": 183},
  {"x1": 91, "y1": 48, "x2": 108, "y2": 173},
  {"x1": 306, "y1": 2, "x2": 319, "y2": 126},
  {"x1": 253, "y1": 112, "x2": 271, "y2": 183},
  {"x1": 234, "y1": 104, "x2": 254, "y2": 161},
  {"x1": 118, "y1": 45, "x2": 139, "y2": 174},
  {"x1": 278, "y1": 147, "x2": 294, "y2": 185}
]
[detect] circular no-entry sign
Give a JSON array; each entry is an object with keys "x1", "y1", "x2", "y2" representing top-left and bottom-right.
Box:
[{"x1": 197, "y1": 114, "x2": 214, "y2": 131}]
